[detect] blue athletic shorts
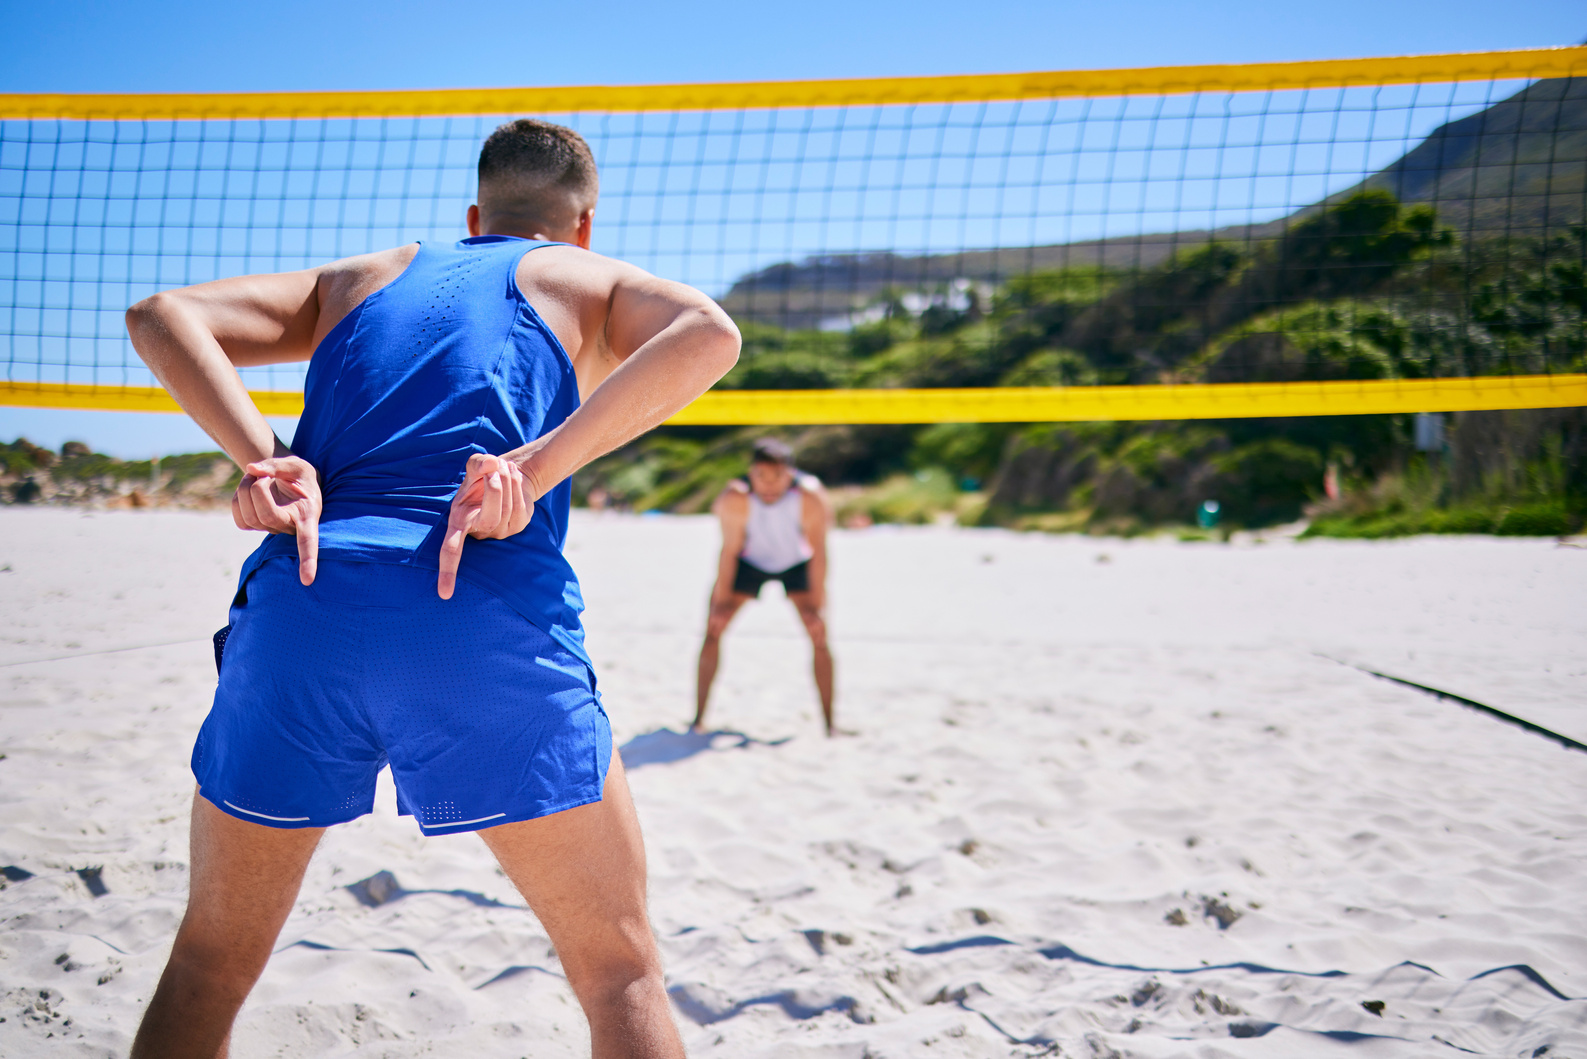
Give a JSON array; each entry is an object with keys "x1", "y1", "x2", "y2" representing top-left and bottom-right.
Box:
[{"x1": 193, "y1": 557, "x2": 612, "y2": 835}]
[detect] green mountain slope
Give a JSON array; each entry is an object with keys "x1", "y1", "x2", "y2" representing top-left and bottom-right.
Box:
[{"x1": 719, "y1": 78, "x2": 1586, "y2": 329}]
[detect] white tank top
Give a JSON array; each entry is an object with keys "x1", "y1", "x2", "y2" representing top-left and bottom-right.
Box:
[{"x1": 740, "y1": 482, "x2": 813, "y2": 573}]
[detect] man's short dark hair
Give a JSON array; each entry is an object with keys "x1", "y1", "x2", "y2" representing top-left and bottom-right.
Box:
[
  {"x1": 750, "y1": 438, "x2": 795, "y2": 467},
  {"x1": 477, "y1": 119, "x2": 598, "y2": 231}
]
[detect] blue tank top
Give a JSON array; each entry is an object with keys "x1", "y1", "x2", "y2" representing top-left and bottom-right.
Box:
[{"x1": 236, "y1": 235, "x2": 589, "y2": 661}]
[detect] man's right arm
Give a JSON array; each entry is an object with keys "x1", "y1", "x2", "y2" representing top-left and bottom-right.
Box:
[
  {"x1": 128, "y1": 268, "x2": 331, "y2": 583},
  {"x1": 502, "y1": 254, "x2": 740, "y2": 499},
  {"x1": 125, "y1": 247, "x2": 415, "y2": 468},
  {"x1": 710, "y1": 487, "x2": 750, "y2": 605},
  {"x1": 125, "y1": 262, "x2": 345, "y2": 584},
  {"x1": 126, "y1": 248, "x2": 418, "y2": 586},
  {"x1": 125, "y1": 268, "x2": 324, "y2": 469}
]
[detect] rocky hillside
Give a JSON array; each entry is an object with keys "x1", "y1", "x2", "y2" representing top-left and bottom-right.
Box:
[{"x1": 1, "y1": 439, "x2": 236, "y2": 508}]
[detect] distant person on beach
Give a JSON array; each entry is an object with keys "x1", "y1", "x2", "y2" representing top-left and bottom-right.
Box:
[
  {"x1": 123, "y1": 118, "x2": 737, "y2": 1059},
  {"x1": 693, "y1": 438, "x2": 837, "y2": 735}
]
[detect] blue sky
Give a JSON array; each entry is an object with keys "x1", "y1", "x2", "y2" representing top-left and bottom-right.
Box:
[
  {"x1": 2, "y1": 0, "x2": 1582, "y2": 457},
  {"x1": 2, "y1": 0, "x2": 1581, "y2": 92}
]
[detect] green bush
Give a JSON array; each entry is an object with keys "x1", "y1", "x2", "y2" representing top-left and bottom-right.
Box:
[
  {"x1": 1494, "y1": 502, "x2": 1575, "y2": 536},
  {"x1": 908, "y1": 423, "x2": 1011, "y2": 485},
  {"x1": 1208, "y1": 439, "x2": 1324, "y2": 525},
  {"x1": 1304, "y1": 500, "x2": 1579, "y2": 539},
  {"x1": 0, "y1": 438, "x2": 56, "y2": 475},
  {"x1": 834, "y1": 467, "x2": 964, "y2": 525},
  {"x1": 716, "y1": 352, "x2": 846, "y2": 390},
  {"x1": 1427, "y1": 508, "x2": 1497, "y2": 534}
]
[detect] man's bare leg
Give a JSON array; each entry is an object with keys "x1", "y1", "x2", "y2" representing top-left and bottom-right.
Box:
[
  {"x1": 479, "y1": 754, "x2": 683, "y2": 1059},
  {"x1": 693, "y1": 593, "x2": 749, "y2": 730},
  {"x1": 131, "y1": 792, "x2": 324, "y2": 1059},
  {"x1": 790, "y1": 591, "x2": 834, "y2": 734}
]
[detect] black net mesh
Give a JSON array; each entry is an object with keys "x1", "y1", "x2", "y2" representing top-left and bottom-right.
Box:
[{"x1": 2, "y1": 71, "x2": 1583, "y2": 399}]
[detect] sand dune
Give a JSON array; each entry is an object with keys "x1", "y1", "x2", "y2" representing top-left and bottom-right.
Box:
[{"x1": 1, "y1": 508, "x2": 1584, "y2": 1057}]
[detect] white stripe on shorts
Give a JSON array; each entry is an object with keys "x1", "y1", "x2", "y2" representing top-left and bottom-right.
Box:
[
  {"x1": 421, "y1": 812, "x2": 507, "y2": 830},
  {"x1": 224, "y1": 800, "x2": 313, "y2": 823}
]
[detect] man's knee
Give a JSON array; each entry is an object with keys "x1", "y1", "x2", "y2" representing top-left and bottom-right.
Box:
[
  {"x1": 705, "y1": 604, "x2": 739, "y2": 638},
  {"x1": 164, "y1": 933, "x2": 270, "y2": 999},
  {"x1": 560, "y1": 923, "x2": 666, "y2": 1007},
  {"x1": 796, "y1": 608, "x2": 827, "y2": 646}
]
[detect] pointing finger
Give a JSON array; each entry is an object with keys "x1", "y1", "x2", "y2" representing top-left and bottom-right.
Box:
[
  {"x1": 437, "y1": 513, "x2": 468, "y2": 600},
  {"x1": 295, "y1": 507, "x2": 319, "y2": 586}
]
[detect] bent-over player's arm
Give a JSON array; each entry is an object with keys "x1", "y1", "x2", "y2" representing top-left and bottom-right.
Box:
[
  {"x1": 710, "y1": 484, "x2": 751, "y2": 606},
  {"x1": 800, "y1": 478, "x2": 833, "y2": 610}
]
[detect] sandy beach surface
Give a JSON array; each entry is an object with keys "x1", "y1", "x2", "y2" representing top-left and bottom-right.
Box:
[{"x1": 2, "y1": 507, "x2": 1584, "y2": 1058}]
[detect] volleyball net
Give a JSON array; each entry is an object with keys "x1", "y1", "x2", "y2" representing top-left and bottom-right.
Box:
[{"x1": 2, "y1": 47, "x2": 1585, "y2": 425}]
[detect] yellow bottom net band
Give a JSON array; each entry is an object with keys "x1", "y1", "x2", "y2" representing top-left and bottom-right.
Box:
[{"x1": 3, "y1": 375, "x2": 1584, "y2": 426}]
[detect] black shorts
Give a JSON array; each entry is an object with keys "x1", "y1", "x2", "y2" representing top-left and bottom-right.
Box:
[{"x1": 733, "y1": 558, "x2": 810, "y2": 597}]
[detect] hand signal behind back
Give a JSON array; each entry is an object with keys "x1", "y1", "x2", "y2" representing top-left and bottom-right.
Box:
[
  {"x1": 437, "y1": 453, "x2": 533, "y2": 599},
  {"x1": 232, "y1": 456, "x2": 322, "y2": 586}
]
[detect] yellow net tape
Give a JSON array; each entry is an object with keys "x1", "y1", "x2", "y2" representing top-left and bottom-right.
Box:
[
  {"x1": 6, "y1": 376, "x2": 1583, "y2": 425},
  {"x1": 2, "y1": 47, "x2": 1582, "y2": 119}
]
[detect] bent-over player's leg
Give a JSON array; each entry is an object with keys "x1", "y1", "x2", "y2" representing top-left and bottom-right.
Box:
[
  {"x1": 693, "y1": 592, "x2": 750, "y2": 730},
  {"x1": 789, "y1": 590, "x2": 835, "y2": 734},
  {"x1": 131, "y1": 792, "x2": 324, "y2": 1059},
  {"x1": 478, "y1": 754, "x2": 683, "y2": 1059}
]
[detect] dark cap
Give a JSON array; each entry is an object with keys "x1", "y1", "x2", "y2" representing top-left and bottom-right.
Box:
[{"x1": 750, "y1": 438, "x2": 795, "y2": 467}]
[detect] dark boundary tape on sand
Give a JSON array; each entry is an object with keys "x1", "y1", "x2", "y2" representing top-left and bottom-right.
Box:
[{"x1": 1323, "y1": 656, "x2": 1587, "y2": 755}]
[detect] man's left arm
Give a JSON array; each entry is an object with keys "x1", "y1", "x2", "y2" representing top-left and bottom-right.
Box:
[
  {"x1": 509, "y1": 262, "x2": 740, "y2": 491},
  {"x1": 801, "y1": 479, "x2": 832, "y2": 610}
]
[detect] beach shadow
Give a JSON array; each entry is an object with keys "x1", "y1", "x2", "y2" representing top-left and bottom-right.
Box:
[
  {"x1": 280, "y1": 939, "x2": 431, "y2": 970},
  {"x1": 668, "y1": 982, "x2": 860, "y2": 1026},
  {"x1": 907, "y1": 935, "x2": 1580, "y2": 1001},
  {"x1": 618, "y1": 727, "x2": 790, "y2": 769},
  {"x1": 345, "y1": 869, "x2": 523, "y2": 910},
  {"x1": 474, "y1": 964, "x2": 566, "y2": 989}
]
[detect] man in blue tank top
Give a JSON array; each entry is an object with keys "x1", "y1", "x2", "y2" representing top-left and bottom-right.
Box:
[{"x1": 123, "y1": 119, "x2": 738, "y2": 1059}]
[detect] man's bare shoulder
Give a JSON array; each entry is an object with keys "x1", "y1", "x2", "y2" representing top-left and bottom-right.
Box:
[
  {"x1": 713, "y1": 481, "x2": 750, "y2": 518},
  {"x1": 797, "y1": 475, "x2": 833, "y2": 526},
  {"x1": 317, "y1": 244, "x2": 421, "y2": 309},
  {"x1": 797, "y1": 474, "x2": 830, "y2": 507},
  {"x1": 305, "y1": 244, "x2": 420, "y2": 346},
  {"x1": 516, "y1": 245, "x2": 647, "y2": 297},
  {"x1": 315, "y1": 244, "x2": 420, "y2": 281}
]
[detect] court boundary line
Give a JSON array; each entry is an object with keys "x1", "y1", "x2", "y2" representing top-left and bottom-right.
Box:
[{"x1": 1324, "y1": 655, "x2": 1587, "y2": 754}]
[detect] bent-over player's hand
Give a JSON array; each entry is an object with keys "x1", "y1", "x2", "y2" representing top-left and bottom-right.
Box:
[
  {"x1": 437, "y1": 453, "x2": 533, "y2": 600},
  {"x1": 232, "y1": 456, "x2": 322, "y2": 586}
]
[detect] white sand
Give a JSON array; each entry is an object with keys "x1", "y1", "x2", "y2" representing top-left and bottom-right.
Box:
[{"x1": 2, "y1": 507, "x2": 1584, "y2": 1057}]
